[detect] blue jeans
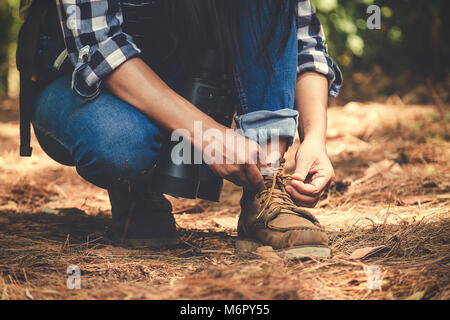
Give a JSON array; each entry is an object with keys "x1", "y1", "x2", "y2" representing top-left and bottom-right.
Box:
[{"x1": 32, "y1": 2, "x2": 299, "y2": 189}]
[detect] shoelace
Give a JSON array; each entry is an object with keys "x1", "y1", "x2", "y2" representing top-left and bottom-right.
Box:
[{"x1": 256, "y1": 160, "x2": 297, "y2": 220}]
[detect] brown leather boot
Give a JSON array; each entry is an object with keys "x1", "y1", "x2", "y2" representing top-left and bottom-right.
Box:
[
  {"x1": 237, "y1": 159, "x2": 330, "y2": 259},
  {"x1": 108, "y1": 172, "x2": 179, "y2": 248}
]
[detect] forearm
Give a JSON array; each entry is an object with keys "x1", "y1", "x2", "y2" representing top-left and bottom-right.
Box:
[
  {"x1": 294, "y1": 72, "x2": 329, "y2": 146},
  {"x1": 105, "y1": 58, "x2": 224, "y2": 142}
]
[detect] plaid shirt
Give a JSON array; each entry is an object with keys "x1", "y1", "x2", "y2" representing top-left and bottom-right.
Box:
[{"x1": 56, "y1": 0, "x2": 342, "y2": 99}]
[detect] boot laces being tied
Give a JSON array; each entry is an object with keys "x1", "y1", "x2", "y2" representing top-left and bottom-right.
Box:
[
  {"x1": 256, "y1": 158, "x2": 319, "y2": 227},
  {"x1": 237, "y1": 158, "x2": 330, "y2": 258}
]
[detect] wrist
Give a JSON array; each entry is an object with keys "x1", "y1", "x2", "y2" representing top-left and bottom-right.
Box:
[
  {"x1": 302, "y1": 132, "x2": 326, "y2": 145},
  {"x1": 187, "y1": 119, "x2": 228, "y2": 151},
  {"x1": 298, "y1": 135, "x2": 327, "y2": 155}
]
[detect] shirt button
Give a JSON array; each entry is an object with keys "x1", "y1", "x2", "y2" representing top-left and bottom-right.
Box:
[{"x1": 82, "y1": 54, "x2": 89, "y2": 63}]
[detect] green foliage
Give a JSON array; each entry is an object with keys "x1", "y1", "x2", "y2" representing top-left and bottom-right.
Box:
[
  {"x1": 312, "y1": 0, "x2": 450, "y2": 79},
  {"x1": 0, "y1": 0, "x2": 13, "y2": 94},
  {"x1": 0, "y1": 0, "x2": 21, "y2": 95}
]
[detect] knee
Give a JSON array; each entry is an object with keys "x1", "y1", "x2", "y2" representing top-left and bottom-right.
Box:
[{"x1": 74, "y1": 117, "x2": 163, "y2": 188}]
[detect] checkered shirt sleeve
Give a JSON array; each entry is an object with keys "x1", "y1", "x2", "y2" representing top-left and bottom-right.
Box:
[
  {"x1": 56, "y1": 0, "x2": 342, "y2": 99},
  {"x1": 56, "y1": 0, "x2": 141, "y2": 99},
  {"x1": 296, "y1": 0, "x2": 343, "y2": 97}
]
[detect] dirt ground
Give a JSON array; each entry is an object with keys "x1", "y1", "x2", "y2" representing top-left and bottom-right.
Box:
[{"x1": 0, "y1": 96, "x2": 449, "y2": 300}]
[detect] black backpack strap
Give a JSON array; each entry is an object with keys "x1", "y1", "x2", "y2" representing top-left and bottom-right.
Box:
[{"x1": 16, "y1": 0, "x2": 49, "y2": 157}]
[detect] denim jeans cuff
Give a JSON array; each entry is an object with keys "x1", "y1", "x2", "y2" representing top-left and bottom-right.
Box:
[{"x1": 234, "y1": 109, "x2": 299, "y2": 146}]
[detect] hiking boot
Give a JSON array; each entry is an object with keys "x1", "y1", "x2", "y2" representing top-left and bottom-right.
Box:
[
  {"x1": 108, "y1": 172, "x2": 179, "y2": 248},
  {"x1": 237, "y1": 159, "x2": 331, "y2": 259}
]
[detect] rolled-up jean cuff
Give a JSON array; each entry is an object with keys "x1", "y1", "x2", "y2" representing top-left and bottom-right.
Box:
[{"x1": 235, "y1": 109, "x2": 299, "y2": 146}]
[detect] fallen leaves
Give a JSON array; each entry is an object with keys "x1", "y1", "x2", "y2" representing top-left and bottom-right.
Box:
[
  {"x1": 255, "y1": 246, "x2": 282, "y2": 262},
  {"x1": 0, "y1": 101, "x2": 448, "y2": 300},
  {"x1": 397, "y1": 195, "x2": 435, "y2": 206},
  {"x1": 405, "y1": 290, "x2": 426, "y2": 300},
  {"x1": 327, "y1": 135, "x2": 371, "y2": 157},
  {"x1": 349, "y1": 246, "x2": 386, "y2": 260},
  {"x1": 352, "y1": 159, "x2": 404, "y2": 186},
  {"x1": 25, "y1": 288, "x2": 34, "y2": 300},
  {"x1": 212, "y1": 217, "x2": 237, "y2": 230},
  {"x1": 200, "y1": 249, "x2": 233, "y2": 255}
]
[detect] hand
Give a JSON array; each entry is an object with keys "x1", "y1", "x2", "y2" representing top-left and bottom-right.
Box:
[
  {"x1": 286, "y1": 138, "x2": 335, "y2": 208},
  {"x1": 206, "y1": 130, "x2": 264, "y2": 190}
]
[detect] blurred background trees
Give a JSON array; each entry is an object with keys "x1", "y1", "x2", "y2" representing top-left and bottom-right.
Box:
[
  {"x1": 0, "y1": 0, "x2": 449, "y2": 102},
  {"x1": 0, "y1": 0, "x2": 21, "y2": 97},
  {"x1": 312, "y1": 0, "x2": 449, "y2": 76},
  {"x1": 311, "y1": 0, "x2": 449, "y2": 103},
  {"x1": 0, "y1": 0, "x2": 17, "y2": 95}
]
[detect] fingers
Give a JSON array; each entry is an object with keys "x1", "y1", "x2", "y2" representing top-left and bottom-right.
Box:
[
  {"x1": 292, "y1": 157, "x2": 311, "y2": 182},
  {"x1": 209, "y1": 136, "x2": 264, "y2": 189},
  {"x1": 286, "y1": 185, "x2": 321, "y2": 208},
  {"x1": 211, "y1": 163, "x2": 263, "y2": 190},
  {"x1": 291, "y1": 175, "x2": 330, "y2": 196},
  {"x1": 212, "y1": 164, "x2": 250, "y2": 189},
  {"x1": 291, "y1": 180, "x2": 317, "y2": 194},
  {"x1": 229, "y1": 164, "x2": 264, "y2": 190},
  {"x1": 287, "y1": 172, "x2": 332, "y2": 208},
  {"x1": 236, "y1": 139, "x2": 262, "y2": 189}
]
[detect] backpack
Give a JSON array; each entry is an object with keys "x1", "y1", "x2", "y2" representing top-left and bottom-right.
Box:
[{"x1": 16, "y1": 0, "x2": 52, "y2": 157}]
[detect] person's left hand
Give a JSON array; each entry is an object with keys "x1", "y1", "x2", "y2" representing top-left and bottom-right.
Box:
[{"x1": 286, "y1": 139, "x2": 335, "y2": 208}]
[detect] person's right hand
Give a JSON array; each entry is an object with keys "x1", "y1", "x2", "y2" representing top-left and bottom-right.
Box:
[{"x1": 205, "y1": 130, "x2": 264, "y2": 190}]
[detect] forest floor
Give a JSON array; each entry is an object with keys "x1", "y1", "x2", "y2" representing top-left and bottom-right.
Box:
[{"x1": 0, "y1": 97, "x2": 449, "y2": 300}]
